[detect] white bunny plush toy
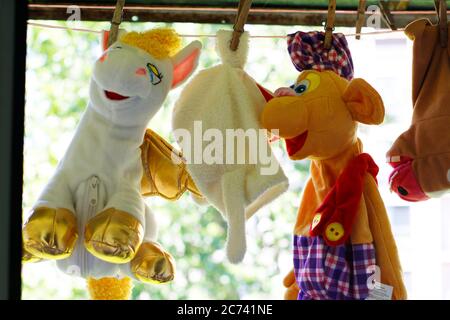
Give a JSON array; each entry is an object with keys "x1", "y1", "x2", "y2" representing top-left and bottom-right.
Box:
[
  {"x1": 23, "y1": 28, "x2": 202, "y2": 288},
  {"x1": 172, "y1": 30, "x2": 288, "y2": 264}
]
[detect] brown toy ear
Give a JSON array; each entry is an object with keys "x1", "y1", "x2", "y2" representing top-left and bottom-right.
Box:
[{"x1": 343, "y1": 78, "x2": 385, "y2": 125}]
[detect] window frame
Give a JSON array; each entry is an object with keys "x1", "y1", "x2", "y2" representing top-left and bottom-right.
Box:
[{"x1": 0, "y1": 0, "x2": 27, "y2": 300}]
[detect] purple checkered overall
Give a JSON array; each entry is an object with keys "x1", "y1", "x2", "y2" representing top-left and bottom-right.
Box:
[{"x1": 293, "y1": 235, "x2": 376, "y2": 300}]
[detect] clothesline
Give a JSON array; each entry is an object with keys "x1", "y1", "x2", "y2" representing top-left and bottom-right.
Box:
[{"x1": 27, "y1": 22, "x2": 405, "y2": 38}]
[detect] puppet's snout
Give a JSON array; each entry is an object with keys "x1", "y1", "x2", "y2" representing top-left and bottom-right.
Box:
[
  {"x1": 388, "y1": 157, "x2": 429, "y2": 201},
  {"x1": 261, "y1": 96, "x2": 308, "y2": 139}
]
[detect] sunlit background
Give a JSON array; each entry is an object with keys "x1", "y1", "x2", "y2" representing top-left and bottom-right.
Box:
[{"x1": 22, "y1": 20, "x2": 450, "y2": 299}]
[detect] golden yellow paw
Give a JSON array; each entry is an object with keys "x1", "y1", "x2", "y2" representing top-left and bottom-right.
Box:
[
  {"x1": 84, "y1": 208, "x2": 144, "y2": 264},
  {"x1": 131, "y1": 241, "x2": 175, "y2": 284},
  {"x1": 22, "y1": 207, "x2": 78, "y2": 260},
  {"x1": 22, "y1": 245, "x2": 42, "y2": 263}
]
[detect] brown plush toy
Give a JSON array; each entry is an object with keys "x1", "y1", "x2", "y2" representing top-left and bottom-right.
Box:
[{"x1": 386, "y1": 18, "x2": 450, "y2": 201}]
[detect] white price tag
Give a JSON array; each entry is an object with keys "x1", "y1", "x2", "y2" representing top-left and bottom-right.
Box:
[{"x1": 366, "y1": 282, "x2": 393, "y2": 300}]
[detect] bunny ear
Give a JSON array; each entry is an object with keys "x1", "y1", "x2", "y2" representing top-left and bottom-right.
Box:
[
  {"x1": 101, "y1": 30, "x2": 110, "y2": 51},
  {"x1": 171, "y1": 40, "x2": 202, "y2": 89},
  {"x1": 100, "y1": 29, "x2": 127, "y2": 51}
]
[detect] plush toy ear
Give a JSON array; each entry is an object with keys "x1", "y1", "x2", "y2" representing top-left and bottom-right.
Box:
[
  {"x1": 100, "y1": 29, "x2": 127, "y2": 51},
  {"x1": 342, "y1": 78, "x2": 385, "y2": 125},
  {"x1": 171, "y1": 40, "x2": 202, "y2": 89},
  {"x1": 101, "y1": 30, "x2": 110, "y2": 51}
]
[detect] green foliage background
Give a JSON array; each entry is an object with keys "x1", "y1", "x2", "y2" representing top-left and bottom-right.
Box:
[{"x1": 22, "y1": 20, "x2": 313, "y2": 300}]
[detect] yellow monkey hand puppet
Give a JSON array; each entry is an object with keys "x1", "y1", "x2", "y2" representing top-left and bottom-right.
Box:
[{"x1": 261, "y1": 31, "x2": 407, "y2": 300}]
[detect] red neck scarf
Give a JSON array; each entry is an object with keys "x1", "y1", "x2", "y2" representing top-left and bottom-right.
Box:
[{"x1": 309, "y1": 153, "x2": 378, "y2": 246}]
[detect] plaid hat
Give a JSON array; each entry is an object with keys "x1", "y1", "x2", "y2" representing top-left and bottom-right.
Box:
[{"x1": 287, "y1": 31, "x2": 354, "y2": 80}]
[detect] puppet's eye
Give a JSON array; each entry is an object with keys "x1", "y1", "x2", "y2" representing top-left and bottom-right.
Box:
[
  {"x1": 146, "y1": 63, "x2": 163, "y2": 85},
  {"x1": 294, "y1": 80, "x2": 310, "y2": 95},
  {"x1": 295, "y1": 85, "x2": 307, "y2": 94}
]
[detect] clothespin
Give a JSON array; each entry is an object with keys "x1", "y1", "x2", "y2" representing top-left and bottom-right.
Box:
[
  {"x1": 434, "y1": 0, "x2": 448, "y2": 48},
  {"x1": 378, "y1": 1, "x2": 397, "y2": 31},
  {"x1": 108, "y1": 0, "x2": 126, "y2": 47},
  {"x1": 230, "y1": 0, "x2": 253, "y2": 51},
  {"x1": 355, "y1": 0, "x2": 367, "y2": 40},
  {"x1": 324, "y1": 0, "x2": 336, "y2": 49}
]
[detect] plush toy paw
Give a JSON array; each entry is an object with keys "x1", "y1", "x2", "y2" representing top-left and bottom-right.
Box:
[
  {"x1": 130, "y1": 241, "x2": 175, "y2": 284},
  {"x1": 283, "y1": 269, "x2": 300, "y2": 300},
  {"x1": 284, "y1": 283, "x2": 300, "y2": 300},
  {"x1": 22, "y1": 207, "x2": 78, "y2": 260},
  {"x1": 84, "y1": 208, "x2": 144, "y2": 264},
  {"x1": 22, "y1": 245, "x2": 42, "y2": 263}
]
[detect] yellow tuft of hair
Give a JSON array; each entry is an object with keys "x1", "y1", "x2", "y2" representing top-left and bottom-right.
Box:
[
  {"x1": 87, "y1": 277, "x2": 133, "y2": 300},
  {"x1": 120, "y1": 28, "x2": 182, "y2": 59}
]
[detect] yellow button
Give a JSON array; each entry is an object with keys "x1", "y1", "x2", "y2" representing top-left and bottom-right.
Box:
[
  {"x1": 311, "y1": 213, "x2": 322, "y2": 230},
  {"x1": 325, "y1": 222, "x2": 344, "y2": 242}
]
